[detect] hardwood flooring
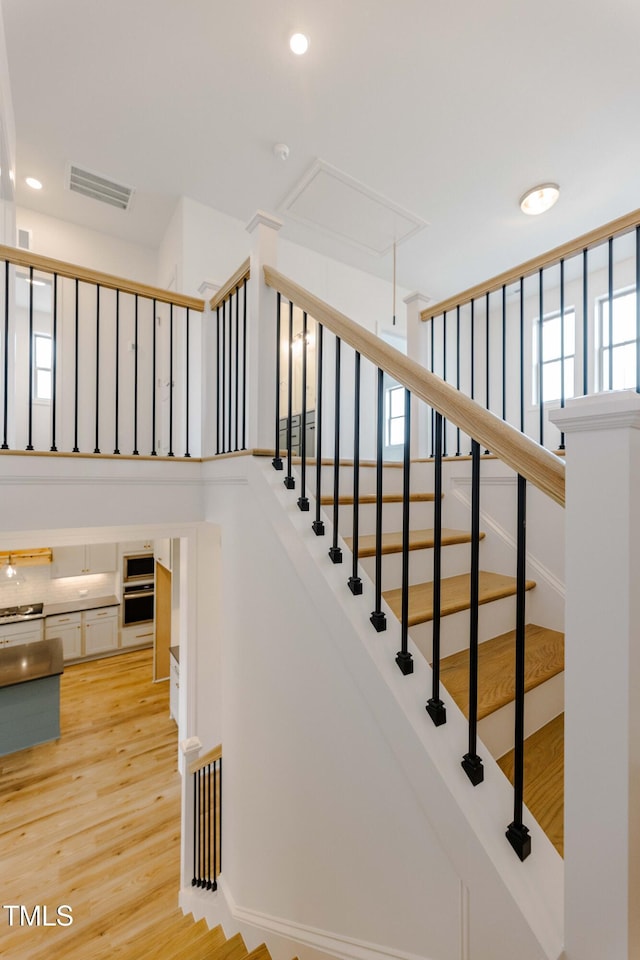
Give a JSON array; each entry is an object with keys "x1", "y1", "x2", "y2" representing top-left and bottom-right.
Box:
[{"x1": 0, "y1": 649, "x2": 209, "y2": 960}]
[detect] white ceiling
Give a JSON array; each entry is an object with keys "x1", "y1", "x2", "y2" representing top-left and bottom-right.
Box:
[{"x1": 4, "y1": 0, "x2": 640, "y2": 302}]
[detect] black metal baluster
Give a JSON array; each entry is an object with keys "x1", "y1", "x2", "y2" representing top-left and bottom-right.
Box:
[
  {"x1": 469, "y1": 299, "x2": 475, "y2": 454},
  {"x1": 370, "y1": 367, "x2": 387, "y2": 632},
  {"x1": 235, "y1": 287, "x2": 240, "y2": 452},
  {"x1": 204, "y1": 761, "x2": 210, "y2": 888},
  {"x1": 538, "y1": 270, "x2": 544, "y2": 445},
  {"x1": 113, "y1": 290, "x2": 120, "y2": 454},
  {"x1": 26, "y1": 266, "x2": 34, "y2": 450},
  {"x1": 608, "y1": 236, "x2": 614, "y2": 391},
  {"x1": 272, "y1": 293, "x2": 283, "y2": 470},
  {"x1": 284, "y1": 301, "x2": 295, "y2": 489},
  {"x1": 430, "y1": 316, "x2": 435, "y2": 456},
  {"x1": 506, "y1": 475, "x2": 532, "y2": 861},
  {"x1": 168, "y1": 303, "x2": 174, "y2": 456},
  {"x1": 1, "y1": 260, "x2": 9, "y2": 449},
  {"x1": 329, "y1": 336, "x2": 342, "y2": 562},
  {"x1": 442, "y1": 311, "x2": 448, "y2": 456},
  {"x1": 298, "y1": 312, "x2": 309, "y2": 511},
  {"x1": 501, "y1": 285, "x2": 506, "y2": 424},
  {"x1": 227, "y1": 293, "x2": 232, "y2": 454},
  {"x1": 218, "y1": 755, "x2": 222, "y2": 875},
  {"x1": 427, "y1": 411, "x2": 446, "y2": 725},
  {"x1": 583, "y1": 250, "x2": 588, "y2": 396},
  {"x1": 348, "y1": 351, "x2": 363, "y2": 594},
  {"x1": 212, "y1": 762, "x2": 218, "y2": 890},
  {"x1": 151, "y1": 299, "x2": 157, "y2": 456},
  {"x1": 519, "y1": 277, "x2": 524, "y2": 433},
  {"x1": 191, "y1": 770, "x2": 198, "y2": 886},
  {"x1": 50, "y1": 274, "x2": 58, "y2": 452},
  {"x1": 216, "y1": 305, "x2": 221, "y2": 455},
  {"x1": 242, "y1": 277, "x2": 248, "y2": 450},
  {"x1": 396, "y1": 387, "x2": 414, "y2": 675},
  {"x1": 185, "y1": 308, "x2": 191, "y2": 457},
  {"x1": 456, "y1": 305, "x2": 461, "y2": 456},
  {"x1": 133, "y1": 294, "x2": 139, "y2": 455},
  {"x1": 94, "y1": 285, "x2": 100, "y2": 453},
  {"x1": 637, "y1": 228, "x2": 640, "y2": 395},
  {"x1": 484, "y1": 291, "x2": 490, "y2": 452},
  {"x1": 559, "y1": 260, "x2": 566, "y2": 450},
  {"x1": 222, "y1": 297, "x2": 227, "y2": 454},
  {"x1": 312, "y1": 324, "x2": 325, "y2": 535},
  {"x1": 462, "y1": 439, "x2": 484, "y2": 786}
]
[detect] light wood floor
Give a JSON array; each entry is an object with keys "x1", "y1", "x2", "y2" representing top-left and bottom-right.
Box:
[{"x1": 0, "y1": 649, "x2": 194, "y2": 959}]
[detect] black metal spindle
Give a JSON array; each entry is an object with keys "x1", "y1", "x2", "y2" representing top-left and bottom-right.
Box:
[
  {"x1": 133, "y1": 294, "x2": 139, "y2": 455},
  {"x1": 519, "y1": 277, "x2": 524, "y2": 433},
  {"x1": 484, "y1": 291, "x2": 490, "y2": 453},
  {"x1": 191, "y1": 770, "x2": 198, "y2": 886},
  {"x1": 637, "y1": 228, "x2": 640, "y2": 395},
  {"x1": 1, "y1": 260, "x2": 9, "y2": 450},
  {"x1": 93, "y1": 285, "x2": 100, "y2": 453},
  {"x1": 430, "y1": 316, "x2": 435, "y2": 457},
  {"x1": 442, "y1": 311, "x2": 448, "y2": 456},
  {"x1": 227, "y1": 292, "x2": 233, "y2": 454},
  {"x1": 297, "y1": 312, "x2": 309, "y2": 511},
  {"x1": 50, "y1": 273, "x2": 58, "y2": 452},
  {"x1": 312, "y1": 324, "x2": 325, "y2": 535},
  {"x1": 218, "y1": 755, "x2": 222, "y2": 876},
  {"x1": 235, "y1": 287, "x2": 240, "y2": 452},
  {"x1": 396, "y1": 388, "x2": 414, "y2": 675},
  {"x1": 272, "y1": 293, "x2": 283, "y2": 470},
  {"x1": 427, "y1": 411, "x2": 446, "y2": 725},
  {"x1": 370, "y1": 367, "x2": 387, "y2": 632},
  {"x1": 284, "y1": 300, "x2": 295, "y2": 490},
  {"x1": 608, "y1": 236, "x2": 614, "y2": 391},
  {"x1": 185, "y1": 308, "x2": 191, "y2": 457},
  {"x1": 73, "y1": 280, "x2": 80, "y2": 452},
  {"x1": 538, "y1": 270, "x2": 544, "y2": 446},
  {"x1": 456, "y1": 304, "x2": 461, "y2": 456},
  {"x1": 151, "y1": 298, "x2": 157, "y2": 456},
  {"x1": 348, "y1": 351, "x2": 362, "y2": 594},
  {"x1": 212, "y1": 762, "x2": 218, "y2": 889},
  {"x1": 168, "y1": 303, "x2": 174, "y2": 456},
  {"x1": 222, "y1": 297, "x2": 227, "y2": 454},
  {"x1": 242, "y1": 277, "x2": 247, "y2": 450},
  {"x1": 113, "y1": 290, "x2": 120, "y2": 454},
  {"x1": 506, "y1": 474, "x2": 532, "y2": 861},
  {"x1": 559, "y1": 260, "x2": 566, "y2": 450},
  {"x1": 215, "y1": 305, "x2": 221, "y2": 455},
  {"x1": 462, "y1": 439, "x2": 484, "y2": 786},
  {"x1": 501, "y1": 285, "x2": 506, "y2": 424},
  {"x1": 26, "y1": 266, "x2": 34, "y2": 450},
  {"x1": 329, "y1": 336, "x2": 342, "y2": 562},
  {"x1": 469, "y1": 299, "x2": 475, "y2": 455}
]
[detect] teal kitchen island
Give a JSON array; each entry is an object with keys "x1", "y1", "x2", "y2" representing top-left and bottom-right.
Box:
[{"x1": 0, "y1": 637, "x2": 64, "y2": 756}]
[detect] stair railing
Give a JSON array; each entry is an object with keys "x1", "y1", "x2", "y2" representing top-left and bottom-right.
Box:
[
  {"x1": 264, "y1": 265, "x2": 565, "y2": 861},
  {"x1": 421, "y1": 207, "x2": 640, "y2": 454},
  {"x1": 209, "y1": 260, "x2": 250, "y2": 456},
  {"x1": 0, "y1": 245, "x2": 204, "y2": 458},
  {"x1": 183, "y1": 740, "x2": 223, "y2": 892}
]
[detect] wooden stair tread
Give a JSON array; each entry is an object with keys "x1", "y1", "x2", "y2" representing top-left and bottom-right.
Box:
[
  {"x1": 440, "y1": 623, "x2": 564, "y2": 720},
  {"x1": 133, "y1": 916, "x2": 220, "y2": 960},
  {"x1": 383, "y1": 571, "x2": 536, "y2": 626},
  {"x1": 211, "y1": 932, "x2": 248, "y2": 960},
  {"x1": 345, "y1": 528, "x2": 483, "y2": 557},
  {"x1": 187, "y1": 928, "x2": 235, "y2": 960},
  {"x1": 498, "y1": 714, "x2": 564, "y2": 857},
  {"x1": 320, "y1": 492, "x2": 437, "y2": 505},
  {"x1": 246, "y1": 945, "x2": 272, "y2": 960}
]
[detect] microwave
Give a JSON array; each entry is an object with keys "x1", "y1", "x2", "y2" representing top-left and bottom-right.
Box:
[{"x1": 123, "y1": 553, "x2": 154, "y2": 583}]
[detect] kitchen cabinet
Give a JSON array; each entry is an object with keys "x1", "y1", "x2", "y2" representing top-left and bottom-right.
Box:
[
  {"x1": 120, "y1": 623, "x2": 154, "y2": 649},
  {"x1": 0, "y1": 619, "x2": 44, "y2": 647},
  {"x1": 45, "y1": 612, "x2": 82, "y2": 661},
  {"x1": 119, "y1": 540, "x2": 154, "y2": 553},
  {"x1": 53, "y1": 544, "x2": 117, "y2": 578},
  {"x1": 84, "y1": 607, "x2": 118, "y2": 656},
  {"x1": 278, "y1": 410, "x2": 316, "y2": 458},
  {"x1": 154, "y1": 538, "x2": 172, "y2": 571}
]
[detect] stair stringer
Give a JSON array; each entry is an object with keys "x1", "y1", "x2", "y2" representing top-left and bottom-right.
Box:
[{"x1": 188, "y1": 456, "x2": 563, "y2": 960}]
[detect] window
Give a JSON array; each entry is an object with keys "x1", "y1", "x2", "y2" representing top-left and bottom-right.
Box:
[
  {"x1": 599, "y1": 289, "x2": 637, "y2": 391},
  {"x1": 532, "y1": 308, "x2": 575, "y2": 404},
  {"x1": 33, "y1": 333, "x2": 52, "y2": 401},
  {"x1": 386, "y1": 383, "x2": 405, "y2": 446}
]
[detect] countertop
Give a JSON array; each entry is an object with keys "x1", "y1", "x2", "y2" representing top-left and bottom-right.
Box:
[
  {"x1": 0, "y1": 637, "x2": 64, "y2": 688},
  {"x1": 43, "y1": 595, "x2": 120, "y2": 617}
]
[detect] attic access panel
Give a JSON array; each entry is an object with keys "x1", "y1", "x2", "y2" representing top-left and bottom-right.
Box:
[{"x1": 280, "y1": 160, "x2": 427, "y2": 256}]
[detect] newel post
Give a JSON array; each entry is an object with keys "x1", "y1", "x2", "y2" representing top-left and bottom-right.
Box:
[
  {"x1": 180, "y1": 736, "x2": 201, "y2": 891},
  {"x1": 246, "y1": 210, "x2": 283, "y2": 452},
  {"x1": 551, "y1": 391, "x2": 640, "y2": 960},
  {"x1": 404, "y1": 292, "x2": 431, "y2": 457}
]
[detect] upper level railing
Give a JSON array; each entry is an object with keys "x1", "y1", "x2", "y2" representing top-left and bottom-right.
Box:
[
  {"x1": 0, "y1": 245, "x2": 204, "y2": 459},
  {"x1": 209, "y1": 259, "x2": 250, "y2": 456},
  {"x1": 421, "y1": 207, "x2": 640, "y2": 454}
]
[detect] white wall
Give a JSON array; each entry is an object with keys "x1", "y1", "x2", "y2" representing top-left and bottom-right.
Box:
[{"x1": 0, "y1": 0, "x2": 16, "y2": 246}]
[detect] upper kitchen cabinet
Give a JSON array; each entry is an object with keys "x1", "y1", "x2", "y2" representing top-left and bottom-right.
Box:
[{"x1": 52, "y1": 544, "x2": 117, "y2": 578}]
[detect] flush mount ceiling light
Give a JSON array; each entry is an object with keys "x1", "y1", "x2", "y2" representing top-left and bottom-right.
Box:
[
  {"x1": 519, "y1": 183, "x2": 560, "y2": 216},
  {"x1": 25, "y1": 177, "x2": 42, "y2": 190},
  {"x1": 289, "y1": 32, "x2": 309, "y2": 55}
]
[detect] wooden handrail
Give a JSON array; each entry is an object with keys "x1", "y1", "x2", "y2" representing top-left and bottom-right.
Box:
[
  {"x1": 264, "y1": 266, "x2": 565, "y2": 507},
  {"x1": 0, "y1": 244, "x2": 205, "y2": 311},
  {"x1": 421, "y1": 206, "x2": 640, "y2": 321},
  {"x1": 188, "y1": 743, "x2": 222, "y2": 776},
  {"x1": 209, "y1": 258, "x2": 251, "y2": 311}
]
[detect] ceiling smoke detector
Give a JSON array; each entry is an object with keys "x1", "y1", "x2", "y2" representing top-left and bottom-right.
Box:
[{"x1": 274, "y1": 143, "x2": 290, "y2": 161}]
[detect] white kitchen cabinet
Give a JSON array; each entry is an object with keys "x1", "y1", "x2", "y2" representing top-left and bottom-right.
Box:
[
  {"x1": 45, "y1": 612, "x2": 82, "y2": 661},
  {"x1": 119, "y1": 540, "x2": 154, "y2": 553},
  {"x1": 84, "y1": 607, "x2": 118, "y2": 656},
  {"x1": 120, "y1": 623, "x2": 154, "y2": 649},
  {"x1": 169, "y1": 654, "x2": 179, "y2": 723},
  {"x1": 52, "y1": 543, "x2": 117, "y2": 578},
  {"x1": 154, "y1": 538, "x2": 172, "y2": 571},
  {"x1": 0, "y1": 619, "x2": 44, "y2": 647}
]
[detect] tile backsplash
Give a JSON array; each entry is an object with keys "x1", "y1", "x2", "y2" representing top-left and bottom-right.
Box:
[{"x1": 0, "y1": 570, "x2": 118, "y2": 608}]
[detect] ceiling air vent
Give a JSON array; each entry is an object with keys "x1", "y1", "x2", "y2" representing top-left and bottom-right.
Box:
[{"x1": 67, "y1": 164, "x2": 134, "y2": 211}]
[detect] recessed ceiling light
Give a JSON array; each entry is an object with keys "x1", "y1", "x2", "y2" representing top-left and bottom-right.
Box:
[
  {"x1": 520, "y1": 183, "x2": 560, "y2": 216},
  {"x1": 289, "y1": 33, "x2": 309, "y2": 55},
  {"x1": 25, "y1": 177, "x2": 42, "y2": 190}
]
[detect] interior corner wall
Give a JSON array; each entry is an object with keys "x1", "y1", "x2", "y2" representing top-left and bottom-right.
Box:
[
  {"x1": 0, "y1": 0, "x2": 15, "y2": 246},
  {"x1": 157, "y1": 197, "x2": 185, "y2": 292},
  {"x1": 15, "y1": 207, "x2": 158, "y2": 283},
  {"x1": 180, "y1": 197, "x2": 251, "y2": 298}
]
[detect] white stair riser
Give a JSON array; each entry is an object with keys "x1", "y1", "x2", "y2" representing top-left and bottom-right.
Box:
[
  {"x1": 406, "y1": 594, "x2": 523, "y2": 662},
  {"x1": 330, "y1": 500, "x2": 436, "y2": 539},
  {"x1": 358, "y1": 542, "x2": 474, "y2": 591},
  {"x1": 481, "y1": 672, "x2": 564, "y2": 760}
]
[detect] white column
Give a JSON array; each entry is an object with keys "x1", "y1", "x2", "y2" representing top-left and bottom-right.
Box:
[
  {"x1": 550, "y1": 391, "x2": 640, "y2": 960},
  {"x1": 246, "y1": 210, "x2": 283, "y2": 452},
  {"x1": 404, "y1": 292, "x2": 431, "y2": 457},
  {"x1": 180, "y1": 736, "x2": 202, "y2": 890}
]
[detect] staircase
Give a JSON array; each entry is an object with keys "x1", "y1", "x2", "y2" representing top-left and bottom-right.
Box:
[
  {"x1": 316, "y1": 457, "x2": 565, "y2": 856},
  {"x1": 132, "y1": 915, "x2": 283, "y2": 960}
]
